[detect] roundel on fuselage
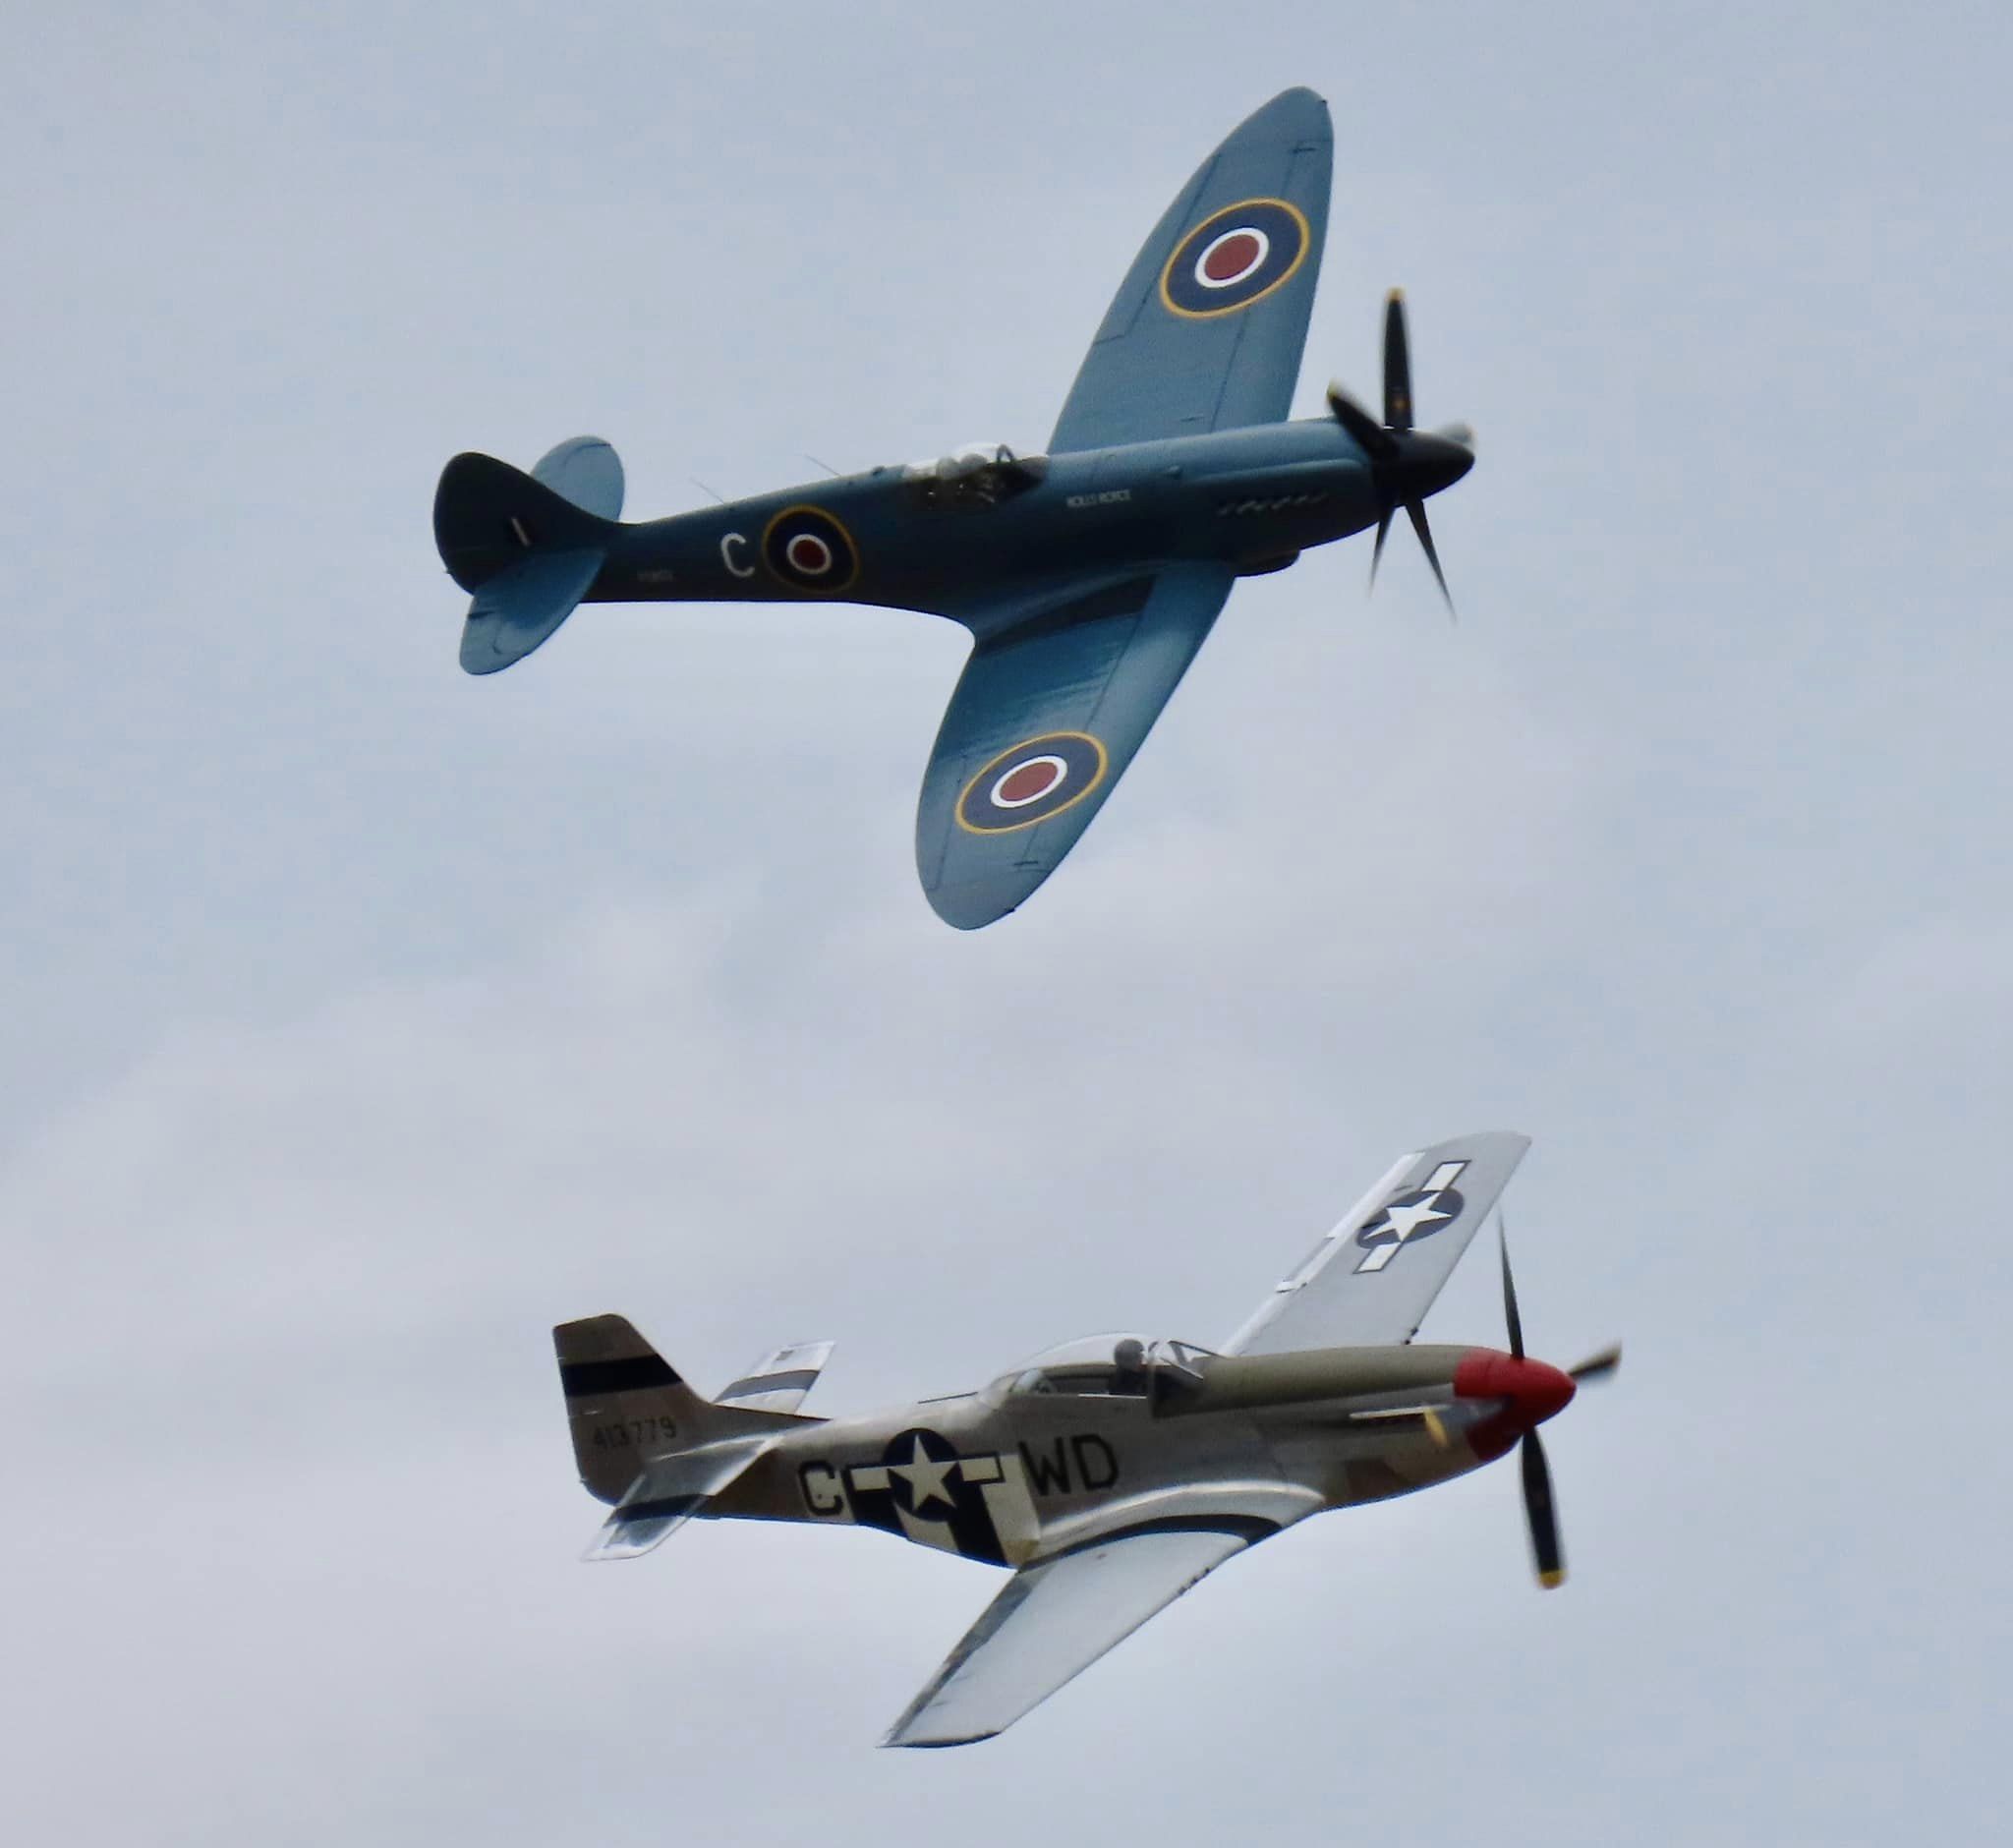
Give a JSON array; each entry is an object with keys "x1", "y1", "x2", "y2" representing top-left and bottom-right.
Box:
[
  {"x1": 1160, "y1": 198, "x2": 1310, "y2": 318},
  {"x1": 762, "y1": 504, "x2": 860, "y2": 594}
]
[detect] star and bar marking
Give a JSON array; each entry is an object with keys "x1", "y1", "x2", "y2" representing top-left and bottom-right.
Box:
[{"x1": 1353, "y1": 1161, "x2": 1468, "y2": 1273}]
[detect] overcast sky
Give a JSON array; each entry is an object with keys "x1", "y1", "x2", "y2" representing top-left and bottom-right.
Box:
[{"x1": 4, "y1": 3, "x2": 2008, "y2": 1841}]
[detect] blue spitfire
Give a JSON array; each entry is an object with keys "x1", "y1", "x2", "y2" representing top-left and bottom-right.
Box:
[{"x1": 432, "y1": 87, "x2": 1475, "y2": 929}]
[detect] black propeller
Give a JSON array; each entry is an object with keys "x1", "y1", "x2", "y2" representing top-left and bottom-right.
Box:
[
  {"x1": 1327, "y1": 290, "x2": 1472, "y2": 616},
  {"x1": 1568, "y1": 1343, "x2": 1623, "y2": 1384},
  {"x1": 1496, "y1": 1216, "x2": 1620, "y2": 1590}
]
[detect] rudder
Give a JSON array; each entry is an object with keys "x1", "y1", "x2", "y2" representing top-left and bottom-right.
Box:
[
  {"x1": 433, "y1": 436, "x2": 625, "y2": 675},
  {"x1": 554, "y1": 1314, "x2": 716, "y2": 1503},
  {"x1": 433, "y1": 447, "x2": 618, "y2": 592}
]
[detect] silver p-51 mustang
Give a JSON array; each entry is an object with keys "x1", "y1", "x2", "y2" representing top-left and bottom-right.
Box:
[{"x1": 553, "y1": 1131, "x2": 1618, "y2": 1747}]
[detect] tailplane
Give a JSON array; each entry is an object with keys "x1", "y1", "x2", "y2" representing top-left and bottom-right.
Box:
[
  {"x1": 717, "y1": 1340, "x2": 835, "y2": 1415},
  {"x1": 434, "y1": 435, "x2": 624, "y2": 675}
]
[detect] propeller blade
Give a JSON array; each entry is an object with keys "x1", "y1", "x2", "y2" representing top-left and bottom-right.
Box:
[
  {"x1": 1327, "y1": 381, "x2": 1398, "y2": 461},
  {"x1": 1521, "y1": 1429, "x2": 1566, "y2": 1588},
  {"x1": 1404, "y1": 499, "x2": 1456, "y2": 618},
  {"x1": 1383, "y1": 289, "x2": 1413, "y2": 432},
  {"x1": 1368, "y1": 508, "x2": 1393, "y2": 590},
  {"x1": 1498, "y1": 1215, "x2": 1525, "y2": 1359},
  {"x1": 1569, "y1": 1343, "x2": 1623, "y2": 1383}
]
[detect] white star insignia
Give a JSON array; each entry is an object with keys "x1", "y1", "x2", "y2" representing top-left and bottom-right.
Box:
[
  {"x1": 1366, "y1": 1192, "x2": 1455, "y2": 1245},
  {"x1": 889, "y1": 1436, "x2": 958, "y2": 1511}
]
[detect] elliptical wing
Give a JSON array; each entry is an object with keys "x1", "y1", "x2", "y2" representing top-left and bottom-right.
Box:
[
  {"x1": 1049, "y1": 87, "x2": 1332, "y2": 454},
  {"x1": 915, "y1": 565, "x2": 1235, "y2": 928}
]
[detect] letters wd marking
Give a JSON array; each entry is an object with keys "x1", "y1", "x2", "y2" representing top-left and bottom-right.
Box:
[
  {"x1": 761, "y1": 504, "x2": 860, "y2": 593},
  {"x1": 1016, "y1": 1433, "x2": 1121, "y2": 1498},
  {"x1": 1160, "y1": 198, "x2": 1310, "y2": 319},
  {"x1": 955, "y1": 731, "x2": 1108, "y2": 835},
  {"x1": 1354, "y1": 1161, "x2": 1467, "y2": 1273}
]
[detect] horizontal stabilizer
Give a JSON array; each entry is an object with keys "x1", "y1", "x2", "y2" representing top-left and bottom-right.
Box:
[
  {"x1": 532, "y1": 434, "x2": 624, "y2": 521},
  {"x1": 585, "y1": 1434, "x2": 774, "y2": 1561},
  {"x1": 460, "y1": 546, "x2": 604, "y2": 675},
  {"x1": 716, "y1": 1340, "x2": 834, "y2": 1415}
]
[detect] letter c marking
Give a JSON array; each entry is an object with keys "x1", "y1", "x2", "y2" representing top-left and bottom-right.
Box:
[
  {"x1": 799, "y1": 1461, "x2": 846, "y2": 1517},
  {"x1": 721, "y1": 531, "x2": 755, "y2": 578}
]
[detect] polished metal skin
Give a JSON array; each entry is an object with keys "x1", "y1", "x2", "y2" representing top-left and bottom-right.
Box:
[{"x1": 550, "y1": 1133, "x2": 1616, "y2": 1746}]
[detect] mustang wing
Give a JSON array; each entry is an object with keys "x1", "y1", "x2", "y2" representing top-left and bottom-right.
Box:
[
  {"x1": 1049, "y1": 87, "x2": 1332, "y2": 455},
  {"x1": 1226, "y1": 1131, "x2": 1532, "y2": 1356},
  {"x1": 915, "y1": 566, "x2": 1236, "y2": 929},
  {"x1": 883, "y1": 1517, "x2": 1287, "y2": 1748}
]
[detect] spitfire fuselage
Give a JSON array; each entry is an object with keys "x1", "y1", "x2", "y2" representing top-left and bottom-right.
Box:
[
  {"x1": 438, "y1": 83, "x2": 1481, "y2": 928},
  {"x1": 699, "y1": 1340, "x2": 1571, "y2": 1571},
  {"x1": 586, "y1": 420, "x2": 1384, "y2": 630}
]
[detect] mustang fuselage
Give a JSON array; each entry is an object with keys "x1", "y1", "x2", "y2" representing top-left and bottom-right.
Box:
[{"x1": 662, "y1": 1340, "x2": 1573, "y2": 1570}]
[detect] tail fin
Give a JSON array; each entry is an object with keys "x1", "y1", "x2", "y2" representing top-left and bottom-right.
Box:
[
  {"x1": 433, "y1": 435, "x2": 624, "y2": 675},
  {"x1": 553, "y1": 1313, "x2": 812, "y2": 1506},
  {"x1": 555, "y1": 1313, "x2": 718, "y2": 1502}
]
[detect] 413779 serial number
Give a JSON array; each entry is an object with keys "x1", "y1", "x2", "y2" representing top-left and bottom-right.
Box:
[{"x1": 591, "y1": 1417, "x2": 677, "y2": 1449}]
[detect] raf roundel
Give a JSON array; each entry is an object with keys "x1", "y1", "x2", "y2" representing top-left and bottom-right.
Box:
[
  {"x1": 762, "y1": 504, "x2": 860, "y2": 594},
  {"x1": 1160, "y1": 198, "x2": 1310, "y2": 318},
  {"x1": 956, "y1": 731, "x2": 1109, "y2": 835}
]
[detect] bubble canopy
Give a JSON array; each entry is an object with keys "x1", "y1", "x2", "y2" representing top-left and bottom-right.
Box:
[
  {"x1": 987, "y1": 1334, "x2": 1219, "y2": 1400},
  {"x1": 898, "y1": 441, "x2": 1049, "y2": 509},
  {"x1": 900, "y1": 440, "x2": 1036, "y2": 479}
]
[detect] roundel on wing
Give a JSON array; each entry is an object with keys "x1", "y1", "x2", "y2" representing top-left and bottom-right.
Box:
[
  {"x1": 762, "y1": 504, "x2": 860, "y2": 593},
  {"x1": 1160, "y1": 198, "x2": 1310, "y2": 318},
  {"x1": 956, "y1": 731, "x2": 1109, "y2": 834}
]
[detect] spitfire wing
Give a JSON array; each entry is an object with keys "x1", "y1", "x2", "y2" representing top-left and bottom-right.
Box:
[
  {"x1": 1048, "y1": 87, "x2": 1332, "y2": 454},
  {"x1": 883, "y1": 1518, "x2": 1281, "y2": 1748},
  {"x1": 915, "y1": 565, "x2": 1235, "y2": 929},
  {"x1": 1226, "y1": 1131, "x2": 1532, "y2": 1356}
]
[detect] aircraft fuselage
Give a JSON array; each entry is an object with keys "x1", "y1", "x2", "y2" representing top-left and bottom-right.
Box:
[
  {"x1": 699, "y1": 1340, "x2": 1572, "y2": 1570},
  {"x1": 588, "y1": 420, "x2": 1393, "y2": 630}
]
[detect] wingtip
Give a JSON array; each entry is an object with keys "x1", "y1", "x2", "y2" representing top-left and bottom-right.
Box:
[
  {"x1": 920, "y1": 877, "x2": 1027, "y2": 932},
  {"x1": 880, "y1": 1727, "x2": 1000, "y2": 1751},
  {"x1": 924, "y1": 898, "x2": 1018, "y2": 932},
  {"x1": 1238, "y1": 86, "x2": 1332, "y2": 137}
]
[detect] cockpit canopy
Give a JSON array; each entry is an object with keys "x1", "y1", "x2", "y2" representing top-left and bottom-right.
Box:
[
  {"x1": 988, "y1": 1334, "x2": 1220, "y2": 1401},
  {"x1": 900, "y1": 440, "x2": 1048, "y2": 509}
]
